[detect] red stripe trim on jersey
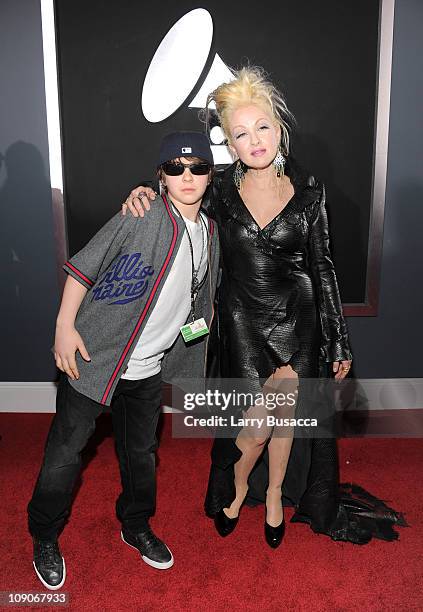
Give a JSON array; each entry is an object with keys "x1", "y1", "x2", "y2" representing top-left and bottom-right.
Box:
[
  {"x1": 65, "y1": 262, "x2": 94, "y2": 287},
  {"x1": 100, "y1": 194, "x2": 179, "y2": 404}
]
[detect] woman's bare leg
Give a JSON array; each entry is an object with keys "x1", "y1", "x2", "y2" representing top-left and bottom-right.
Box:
[
  {"x1": 223, "y1": 413, "x2": 270, "y2": 519},
  {"x1": 223, "y1": 365, "x2": 298, "y2": 520},
  {"x1": 266, "y1": 365, "x2": 298, "y2": 526}
]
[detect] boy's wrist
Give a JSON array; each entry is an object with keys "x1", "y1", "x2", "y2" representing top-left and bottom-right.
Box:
[{"x1": 56, "y1": 318, "x2": 76, "y2": 330}]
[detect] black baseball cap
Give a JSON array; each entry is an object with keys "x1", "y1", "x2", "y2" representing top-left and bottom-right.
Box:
[{"x1": 157, "y1": 131, "x2": 214, "y2": 167}]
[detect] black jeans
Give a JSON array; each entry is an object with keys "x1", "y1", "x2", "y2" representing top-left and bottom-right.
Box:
[{"x1": 27, "y1": 373, "x2": 162, "y2": 540}]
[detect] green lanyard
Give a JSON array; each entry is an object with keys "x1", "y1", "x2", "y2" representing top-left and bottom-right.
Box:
[{"x1": 182, "y1": 213, "x2": 209, "y2": 322}]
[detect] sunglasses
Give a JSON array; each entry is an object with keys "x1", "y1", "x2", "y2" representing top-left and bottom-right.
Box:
[{"x1": 161, "y1": 161, "x2": 211, "y2": 176}]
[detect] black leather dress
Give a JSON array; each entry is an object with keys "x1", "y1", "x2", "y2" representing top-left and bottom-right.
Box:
[{"x1": 202, "y1": 157, "x2": 405, "y2": 543}]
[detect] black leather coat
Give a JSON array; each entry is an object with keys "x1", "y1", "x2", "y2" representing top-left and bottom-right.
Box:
[
  {"x1": 201, "y1": 158, "x2": 401, "y2": 544},
  {"x1": 202, "y1": 156, "x2": 352, "y2": 385}
]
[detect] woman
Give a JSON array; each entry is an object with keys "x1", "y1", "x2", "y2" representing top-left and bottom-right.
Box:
[{"x1": 123, "y1": 67, "x2": 404, "y2": 546}]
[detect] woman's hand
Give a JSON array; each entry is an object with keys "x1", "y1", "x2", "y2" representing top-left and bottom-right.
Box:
[
  {"x1": 122, "y1": 186, "x2": 157, "y2": 218},
  {"x1": 332, "y1": 360, "x2": 352, "y2": 381},
  {"x1": 54, "y1": 324, "x2": 91, "y2": 380}
]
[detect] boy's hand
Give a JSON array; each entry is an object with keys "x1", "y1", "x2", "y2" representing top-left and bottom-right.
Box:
[
  {"x1": 122, "y1": 186, "x2": 156, "y2": 218},
  {"x1": 54, "y1": 325, "x2": 91, "y2": 380}
]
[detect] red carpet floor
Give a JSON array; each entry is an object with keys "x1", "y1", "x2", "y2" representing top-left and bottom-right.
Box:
[{"x1": 0, "y1": 412, "x2": 422, "y2": 612}]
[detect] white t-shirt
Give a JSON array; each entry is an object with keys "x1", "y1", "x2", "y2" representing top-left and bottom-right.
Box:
[{"x1": 121, "y1": 211, "x2": 208, "y2": 380}]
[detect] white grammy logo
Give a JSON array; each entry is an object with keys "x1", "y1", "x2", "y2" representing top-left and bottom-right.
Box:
[{"x1": 141, "y1": 8, "x2": 233, "y2": 165}]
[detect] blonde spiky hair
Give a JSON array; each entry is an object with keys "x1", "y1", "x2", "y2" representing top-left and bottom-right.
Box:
[{"x1": 206, "y1": 66, "x2": 294, "y2": 156}]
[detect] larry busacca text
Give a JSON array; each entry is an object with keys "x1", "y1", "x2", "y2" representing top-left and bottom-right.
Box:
[
  {"x1": 183, "y1": 414, "x2": 318, "y2": 428},
  {"x1": 183, "y1": 390, "x2": 297, "y2": 411}
]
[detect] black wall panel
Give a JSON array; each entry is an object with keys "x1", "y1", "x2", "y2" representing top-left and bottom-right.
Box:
[{"x1": 55, "y1": 0, "x2": 380, "y2": 304}]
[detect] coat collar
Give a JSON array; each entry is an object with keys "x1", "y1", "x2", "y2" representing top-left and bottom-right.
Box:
[{"x1": 217, "y1": 155, "x2": 321, "y2": 221}]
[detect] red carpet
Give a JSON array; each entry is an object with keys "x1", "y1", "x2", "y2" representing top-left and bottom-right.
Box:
[{"x1": 0, "y1": 412, "x2": 422, "y2": 611}]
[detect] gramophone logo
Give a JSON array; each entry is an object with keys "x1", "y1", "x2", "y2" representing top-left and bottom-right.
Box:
[{"x1": 141, "y1": 8, "x2": 233, "y2": 165}]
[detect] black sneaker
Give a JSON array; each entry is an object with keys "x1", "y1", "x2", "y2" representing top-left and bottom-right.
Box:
[
  {"x1": 121, "y1": 526, "x2": 174, "y2": 570},
  {"x1": 33, "y1": 539, "x2": 66, "y2": 590}
]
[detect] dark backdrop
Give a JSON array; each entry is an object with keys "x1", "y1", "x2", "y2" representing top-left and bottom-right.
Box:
[
  {"x1": 55, "y1": 0, "x2": 380, "y2": 304},
  {"x1": 347, "y1": 0, "x2": 423, "y2": 378},
  {"x1": 0, "y1": 0, "x2": 59, "y2": 381}
]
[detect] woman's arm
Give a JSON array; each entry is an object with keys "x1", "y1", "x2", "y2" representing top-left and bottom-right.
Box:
[
  {"x1": 308, "y1": 185, "x2": 352, "y2": 378},
  {"x1": 121, "y1": 174, "x2": 223, "y2": 219},
  {"x1": 122, "y1": 181, "x2": 158, "y2": 217}
]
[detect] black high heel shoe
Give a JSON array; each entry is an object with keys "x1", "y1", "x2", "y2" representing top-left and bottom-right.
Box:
[
  {"x1": 214, "y1": 509, "x2": 239, "y2": 537},
  {"x1": 264, "y1": 518, "x2": 286, "y2": 548}
]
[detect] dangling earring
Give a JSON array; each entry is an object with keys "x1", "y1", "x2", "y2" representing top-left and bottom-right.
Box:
[
  {"x1": 233, "y1": 160, "x2": 246, "y2": 189},
  {"x1": 273, "y1": 146, "x2": 286, "y2": 178}
]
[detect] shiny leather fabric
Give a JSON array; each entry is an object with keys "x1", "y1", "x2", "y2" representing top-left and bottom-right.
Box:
[
  {"x1": 209, "y1": 156, "x2": 352, "y2": 383},
  {"x1": 203, "y1": 158, "x2": 404, "y2": 543}
]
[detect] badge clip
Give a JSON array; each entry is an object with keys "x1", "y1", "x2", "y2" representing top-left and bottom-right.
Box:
[{"x1": 180, "y1": 318, "x2": 209, "y2": 343}]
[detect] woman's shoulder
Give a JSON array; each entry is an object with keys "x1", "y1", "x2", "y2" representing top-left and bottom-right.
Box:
[
  {"x1": 286, "y1": 156, "x2": 324, "y2": 217},
  {"x1": 286, "y1": 155, "x2": 323, "y2": 193},
  {"x1": 213, "y1": 162, "x2": 236, "y2": 186},
  {"x1": 210, "y1": 162, "x2": 238, "y2": 203}
]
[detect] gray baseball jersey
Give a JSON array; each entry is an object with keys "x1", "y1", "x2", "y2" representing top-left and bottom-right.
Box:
[{"x1": 63, "y1": 194, "x2": 219, "y2": 406}]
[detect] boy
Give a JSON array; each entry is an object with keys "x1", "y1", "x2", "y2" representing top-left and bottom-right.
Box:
[{"x1": 27, "y1": 132, "x2": 219, "y2": 589}]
